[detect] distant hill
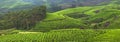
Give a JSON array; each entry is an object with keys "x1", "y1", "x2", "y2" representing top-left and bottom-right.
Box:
[
  {"x1": 0, "y1": 0, "x2": 115, "y2": 13},
  {"x1": 0, "y1": 0, "x2": 45, "y2": 13},
  {"x1": 46, "y1": 0, "x2": 112, "y2": 12}
]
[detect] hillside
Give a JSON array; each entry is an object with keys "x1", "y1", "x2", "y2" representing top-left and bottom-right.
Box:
[
  {"x1": 1, "y1": 0, "x2": 120, "y2": 42},
  {"x1": 32, "y1": 4, "x2": 120, "y2": 32}
]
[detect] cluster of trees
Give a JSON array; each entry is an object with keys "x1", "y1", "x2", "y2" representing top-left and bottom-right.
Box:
[{"x1": 0, "y1": 6, "x2": 46, "y2": 30}]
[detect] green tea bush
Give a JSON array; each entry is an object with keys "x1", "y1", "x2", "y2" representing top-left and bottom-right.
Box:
[{"x1": 0, "y1": 29, "x2": 107, "y2": 42}]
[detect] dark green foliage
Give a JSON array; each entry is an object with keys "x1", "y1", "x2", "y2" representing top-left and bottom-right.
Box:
[
  {"x1": 92, "y1": 18, "x2": 104, "y2": 23},
  {"x1": 0, "y1": 6, "x2": 46, "y2": 30}
]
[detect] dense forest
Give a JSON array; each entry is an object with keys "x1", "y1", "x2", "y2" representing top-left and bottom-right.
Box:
[
  {"x1": 0, "y1": 0, "x2": 120, "y2": 42},
  {"x1": 0, "y1": 6, "x2": 46, "y2": 30}
]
